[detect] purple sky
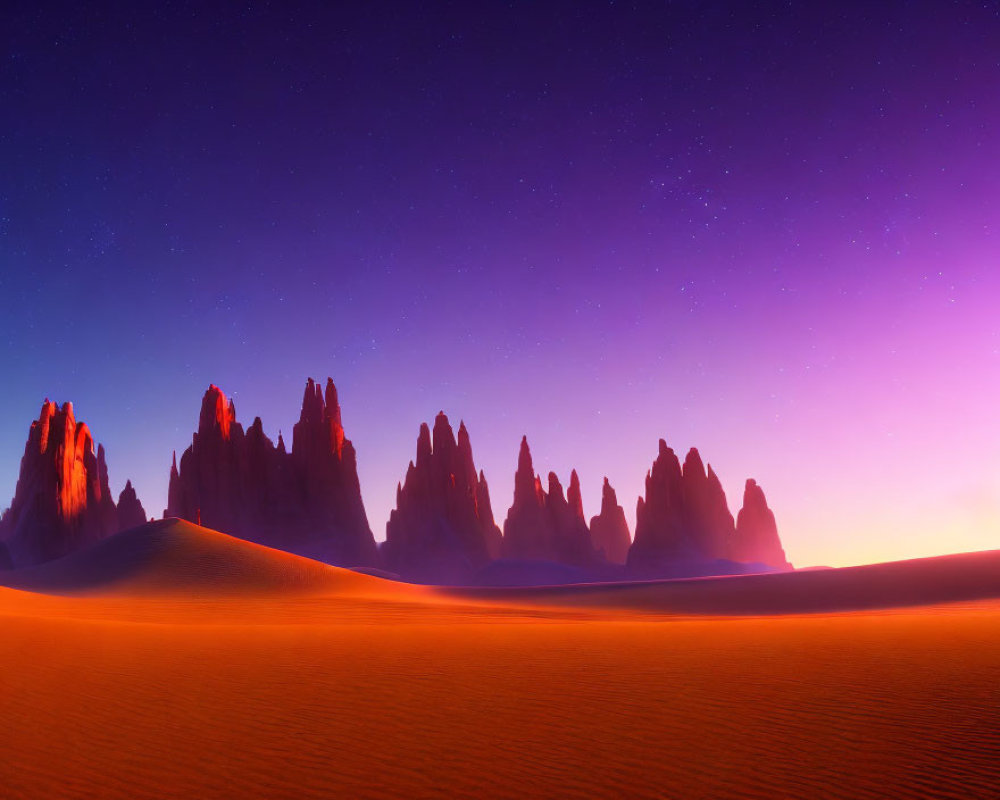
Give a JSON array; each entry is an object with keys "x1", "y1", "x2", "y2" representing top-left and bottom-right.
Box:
[{"x1": 2, "y1": 1, "x2": 999, "y2": 567}]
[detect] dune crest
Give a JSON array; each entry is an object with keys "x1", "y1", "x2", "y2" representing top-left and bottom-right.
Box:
[
  {"x1": 0, "y1": 518, "x2": 407, "y2": 598},
  {"x1": 454, "y1": 548, "x2": 1000, "y2": 615}
]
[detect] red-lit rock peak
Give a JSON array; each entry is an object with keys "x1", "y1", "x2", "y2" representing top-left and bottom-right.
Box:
[
  {"x1": 0, "y1": 400, "x2": 143, "y2": 566},
  {"x1": 166, "y1": 379, "x2": 377, "y2": 567},
  {"x1": 294, "y1": 377, "x2": 345, "y2": 458},
  {"x1": 198, "y1": 384, "x2": 234, "y2": 441}
]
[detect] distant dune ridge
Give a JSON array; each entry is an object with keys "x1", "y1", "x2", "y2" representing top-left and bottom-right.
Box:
[
  {"x1": 1, "y1": 382, "x2": 790, "y2": 583},
  {"x1": 3, "y1": 516, "x2": 1000, "y2": 614},
  {"x1": 0, "y1": 400, "x2": 147, "y2": 567},
  {"x1": 5, "y1": 529, "x2": 1000, "y2": 800}
]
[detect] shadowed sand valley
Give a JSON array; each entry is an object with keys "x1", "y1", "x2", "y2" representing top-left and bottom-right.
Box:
[{"x1": 2, "y1": 520, "x2": 1000, "y2": 799}]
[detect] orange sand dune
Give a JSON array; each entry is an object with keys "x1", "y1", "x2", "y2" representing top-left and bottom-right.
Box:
[
  {"x1": 2, "y1": 521, "x2": 1000, "y2": 798},
  {"x1": 1, "y1": 518, "x2": 419, "y2": 599}
]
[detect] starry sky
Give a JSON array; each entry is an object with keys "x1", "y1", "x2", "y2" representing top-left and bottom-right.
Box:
[{"x1": 2, "y1": 1, "x2": 999, "y2": 567}]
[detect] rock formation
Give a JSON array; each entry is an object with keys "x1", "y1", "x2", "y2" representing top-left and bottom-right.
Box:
[
  {"x1": 165, "y1": 379, "x2": 378, "y2": 567},
  {"x1": 733, "y1": 479, "x2": 791, "y2": 569},
  {"x1": 383, "y1": 413, "x2": 502, "y2": 582},
  {"x1": 627, "y1": 439, "x2": 790, "y2": 576},
  {"x1": 501, "y1": 437, "x2": 550, "y2": 560},
  {"x1": 501, "y1": 437, "x2": 597, "y2": 566},
  {"x1": 0, "y1": 400, "x2": 141, "y2": 566},
  {"x1": 589, "y1": 478, "x2": 631, "y2": 564},
  {"x1": 116, "y1": 480, "x2": 147, "y2": 531}
]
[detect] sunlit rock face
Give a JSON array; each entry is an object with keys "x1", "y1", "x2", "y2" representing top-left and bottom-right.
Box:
[
  {"x1": 383, "y1": 413, "x2": 502, "y2": 583},
  {"x1": 627, "y1": 440, "x2": 791, "y2": 576},
  {"x1": 166, "y1": 379, "x2": 378, "y2": 567},
  {"x1": 501, "y1": 437, "x2": 598, "y2": 567},
  {"x1": 589, "y1": 478, "x2": 631, "y2": 565},
  {"x1": 0, "y1": 400, "x2": 132, "y2": 566},
  {"x1": 733, "y1": 479, "x2": 791, "y2": 569}
]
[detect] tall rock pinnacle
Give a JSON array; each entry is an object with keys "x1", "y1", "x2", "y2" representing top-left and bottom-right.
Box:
[
  {"x1": 501, "y1": 437, "x2": 597, "y2": 566},
  {"x1": 0, "y1": 400, "x2": 144, "y2": 566},
  {"x1": 116, "y1": 480, "x2": 148, "y2": 531},
  {"x1": 589, "y1": 478, "x2": 631, "y2": 564},
  {"x1": 384, "y1": 413, "x2": 502, "y2": 582},
  {"x1": 733, "y1": 479, "x2": 791, "y2": 569},
  {"x1": 628, "y1": 440, "x2": 687, "y2": 568},
  {"x1": 501, "y1": 437, "x2": 551, "y2": 560}
]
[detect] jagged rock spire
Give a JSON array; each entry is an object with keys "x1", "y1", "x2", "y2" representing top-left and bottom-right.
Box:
[
  {"x1": 733, "y1": 479, "x2": 791, "y2": 568},
  {"x1": 117, "y1": 480, "x2": 147, "y2": 530},
  {"x1": 502, "y1": 437, "x2": 596, "y2": 566},
  {"x1": 384, "y1": 412, "x2": 501, "y2": 582},
  {"x1": 590, "y1": 477, "x2": 631, "y2": 564},
  {"x1": 567, "y1": 469, "x2": 585, "y2": 522},
  {"x1": 512, "y1": 435, "x2": 537, "y2": 507},
  {"x1": 627, "y1": 438, "x2": 789, "y2": 576},
  {"x1": 166, "y1": 379, "x2": 377, "y2": 567},
  {"x1": 503, "y1": 436, "x2": 550, "y2": 560},
  {"x1": 198, "y1": 384, "x2": 233, "y2": 440},
  {"x1": 630, "y1": 439, "x2": 686, "y2": 563}
]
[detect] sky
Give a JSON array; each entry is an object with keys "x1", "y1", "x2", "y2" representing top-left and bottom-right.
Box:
[{"x1": 1, "y1": 1, "x2": 998, "y2": 568}]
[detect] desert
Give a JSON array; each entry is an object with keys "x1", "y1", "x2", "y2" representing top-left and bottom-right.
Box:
[
  {"x1": 3, "y1": 520, "x2": 1000, "y2": 799},
  {"x1": 4, "y1": 2, "x2": 999, "y2": 797}
]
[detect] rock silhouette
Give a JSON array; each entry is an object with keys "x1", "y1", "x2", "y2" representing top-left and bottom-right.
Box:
[
  {"x1": 733, "y1": 479, "x2": 791, "y2": 569},
  {"x1": 0, "y1": 387, "x2": 791, "y2": 581},
  {"x1": 628, "y1": 439, "x2": 790, "y2": 576},
  {"x1": 116, "y1": 480, "x2": 148, "y2": 531},
  {"x1": 501, "y1": 438, "x2": 597, "y2": 566},
  {"x1": 384, "y1": 413, "x2": 502, "y2": 582},
  {"x1": 589, "y1": 478, "x2": 631, "y2": 564},
  {"x1": 0, "y1": 400, "x2": 138, "y2": 566},
  {"x1": 165, "y1": 379, "x2": 378, "y2": 567}
]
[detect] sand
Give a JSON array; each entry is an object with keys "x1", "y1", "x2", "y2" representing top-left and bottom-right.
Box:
[{"x1": 2, "y1": 521, "x2": 1000, "y2": 799}]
